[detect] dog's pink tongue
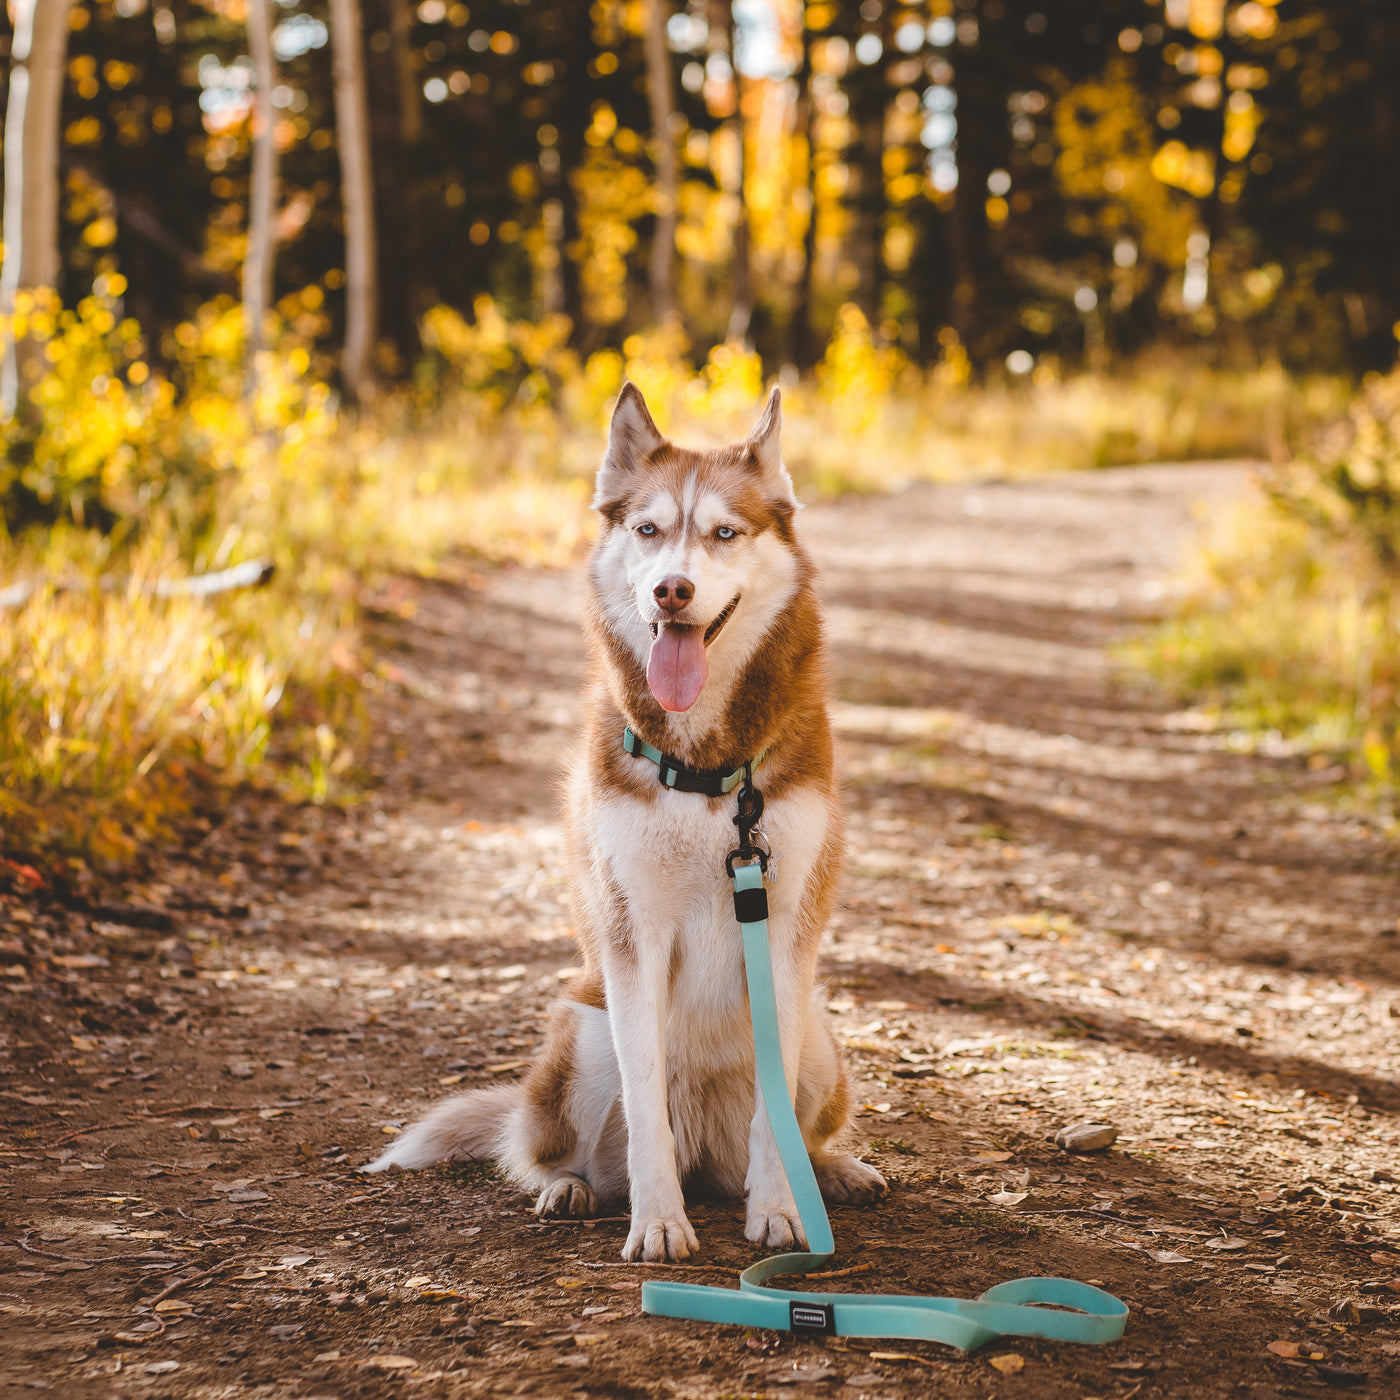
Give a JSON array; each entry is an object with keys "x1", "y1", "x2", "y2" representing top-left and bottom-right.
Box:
[{"x1": 647, "y1": 624, "x2": 708, "y2": 712}]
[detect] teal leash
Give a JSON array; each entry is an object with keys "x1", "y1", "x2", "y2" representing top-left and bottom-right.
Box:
[{"x1": 637, "y1": 778, "x2": 1130, "y2": 1350}]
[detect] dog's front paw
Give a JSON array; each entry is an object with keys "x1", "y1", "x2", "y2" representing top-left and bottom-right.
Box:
[
  {"x1": 535, "y1": 1173, "x2": 598, "y2": 1220},
  {"x1": 744, "y1": 1200, "x2": 808, "y2": 1251},
  {"x1": 814, "y1": 1153, "x2": 887, "y2": 1205},
  {"x1": 622, "y1": 1213, "x2": 698, "y2": 1262}
]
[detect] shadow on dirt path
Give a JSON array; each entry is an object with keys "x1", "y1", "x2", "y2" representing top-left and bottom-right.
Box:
[{"x1": 3, "y1": 464, "x2": 1399, "y2": 1398}]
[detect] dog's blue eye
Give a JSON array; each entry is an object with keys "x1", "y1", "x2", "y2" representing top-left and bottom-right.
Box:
[
  {"x1": 638, "y1": 523, "x2": 656, "y2": 536},
  {"x1": 716, "y1": 526, "x2": 736, "y2": 540}
]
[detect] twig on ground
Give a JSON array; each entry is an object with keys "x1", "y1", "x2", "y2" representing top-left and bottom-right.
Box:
[
  {"x1": 1017, "y1": 1208, "x2": 1132, "y2": 1219},
  {"x1": 805, "y1": 1261, "x2": 874, "y2": 1280},
  {"x1": 568, "y1": 1259, "x2": 738, "y2": 1275},
  {"x1": 143, "y1": 1261, "x2": 228, "y2": 1309},
  {"x1": 119, "y1": 1100, "x2": 304, "y2": 1125},
  {"x1": 526, "y1": 1215, "x2": 631, "y2": 1228},
  {"x1": 12, "y1": 1237, "x2": 81, "y2": 1262},
  {"x1": 7, "y1": 1237, "x2": 179, "y2": 1265},
  {"x1": 0, "y1": 559, "x2": 275, "y2": 610},
  {"x1": 45, "y1": 1123, "x2": 129, "y2": 1148}
]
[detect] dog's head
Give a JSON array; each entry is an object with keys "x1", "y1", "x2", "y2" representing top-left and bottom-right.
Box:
[{"x1": 590, "y1": 382, "x2": 801, "y2": 714}]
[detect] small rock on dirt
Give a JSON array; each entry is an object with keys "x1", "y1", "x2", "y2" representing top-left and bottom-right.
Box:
[
  {"x1": 1315, "y1": 1365, "x2": 1368, "y2": 1388},
  {"x1": 1055, "y1": 1122, "x2": 1118, "y2": 1152}
]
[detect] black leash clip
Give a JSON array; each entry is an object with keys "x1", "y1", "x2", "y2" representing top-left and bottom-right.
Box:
[{"x1": 726, "y1": 763, "x2": 769, "y2": 874}]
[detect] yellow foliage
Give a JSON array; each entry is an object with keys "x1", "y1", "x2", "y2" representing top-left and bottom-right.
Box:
[
  {"x1": 1151, "y1": 140, "x2": 1216, "y2": 199},
  {"x1": 1053, "y1": 77, "x2": 1198, "y2": 267},
  {"x1": 815, "y1": 304, "x2": 905, "y2": 431}
]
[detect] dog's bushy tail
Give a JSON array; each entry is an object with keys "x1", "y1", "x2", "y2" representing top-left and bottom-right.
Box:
[{"x1": 362, "y1": 1084, "x2": 518, "y2": 1173}]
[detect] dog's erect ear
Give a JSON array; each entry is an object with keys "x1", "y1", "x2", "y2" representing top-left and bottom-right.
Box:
[
  {"x1": 745, "y1": 386, "x2": 796, "y2": 503},
  {"x1": 593, "y1": 382, "x2": 665, "y2": 513}
]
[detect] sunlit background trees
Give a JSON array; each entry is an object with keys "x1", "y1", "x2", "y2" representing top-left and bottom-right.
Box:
[
  {"x1": 9, "y1": 0, "x2": 1396, "y2": 386},
  {"x1": 2, "y1": 0, "x2": 1399, "y2": 863}
]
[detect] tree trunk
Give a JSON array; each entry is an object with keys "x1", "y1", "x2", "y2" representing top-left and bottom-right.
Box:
[
  {"x1": 789, "y1": 25, "x2": 819, "y2": 367},
  {"x1": 718, "y1": 0, "x2": 752, "y2": 343},
  {"x1": 330, "y1": 0, "x2": 378, "y2": 405},
  {"x1": 1, "y1": 0, "x2": 76, "y2": 420},
  {"x1": 389, "y1": 0, "x2": 421, "y2": 145},
  {"x1": 365, "y1": 0, "x2": 422, "y2": 371},
  {"x1": 242, "y1": 0, "x2": 278, "y2": 372},
  {"x1": 847, "y1": 22, "x2": 886, "y2": 328},
  {"x1": 644, "y1": 0, "x2": 677, "y2": 325}
]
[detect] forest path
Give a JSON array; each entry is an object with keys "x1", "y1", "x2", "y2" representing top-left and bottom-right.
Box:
[{"x1": 4, "y1": 463, "x2": 1400, "y2": 1399}]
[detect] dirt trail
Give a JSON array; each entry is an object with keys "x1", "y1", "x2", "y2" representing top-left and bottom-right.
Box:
[{"x1": 3, "y1": 464, "x2": 1399, "y2": 1399}]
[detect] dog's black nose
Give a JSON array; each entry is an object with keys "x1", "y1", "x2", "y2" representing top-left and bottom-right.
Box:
[{"x1": 653, "y1": 576, "x2": 694, "y2": 613}]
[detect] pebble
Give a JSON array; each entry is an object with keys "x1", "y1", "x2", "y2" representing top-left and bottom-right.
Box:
[{"x1": 1055, "y1": 1122, "x2": 1118, "y2": 1153}]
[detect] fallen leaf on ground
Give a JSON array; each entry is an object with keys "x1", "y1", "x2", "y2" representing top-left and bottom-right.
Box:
[
  {"x1": 990, "y1": 1353, "x2": 1026, "y2": 1374},
  {"x1": 1149, "y1": 1250, "x2": 1193, "y2": 1264},
  {"x1": 362, "y1": 1355, "x2": 418, "y2": 1370},
  {"x1": 1205, "y1": 1237, "x2": 1251, "y2": 1252},
  {"x1": 988, "y1": 1190, "x2": 1029, "y2": 1206}
]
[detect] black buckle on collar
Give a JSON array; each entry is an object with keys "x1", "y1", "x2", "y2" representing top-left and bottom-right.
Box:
[{"x1": 658, "y1": 755, "x2": 728, "y2": 795}]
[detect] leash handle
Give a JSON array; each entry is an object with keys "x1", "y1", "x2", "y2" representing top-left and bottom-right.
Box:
[{"x1": 640, "y1": 858, "x2": 1130, "y2": 1352}]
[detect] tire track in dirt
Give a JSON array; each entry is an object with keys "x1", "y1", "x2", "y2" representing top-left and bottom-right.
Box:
[{"x1": 3, "y1": 464, "x2": 1399, "y2": 1398}]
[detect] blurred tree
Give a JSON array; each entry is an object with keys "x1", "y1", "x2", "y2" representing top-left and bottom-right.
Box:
[
  {"x1": 2, "y1": 0, "x2": 76, "y2": 419},
  {"x1": 645, "y1": 0, "x2": 679, "y2": 323},
  {"x1": 11, "y1": 0, "x2": 1396, "y2": 383},
  {"x1": 242, "y1": 0, "x2": 277, "y2": 369},
  {"x1": 717, "y1": 0, "x2": 752, "y2": 342},
  {"x1": 364, "y1": 0, "x2": 423, "y2": 369},
  {"x1": 330, "y1": 0, "x2": 376, "y2": 402}
]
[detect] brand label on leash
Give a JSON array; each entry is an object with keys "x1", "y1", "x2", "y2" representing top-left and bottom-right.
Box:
[{"x1": 789, "y1": 1300, "x2": 836, "y2": 1334}]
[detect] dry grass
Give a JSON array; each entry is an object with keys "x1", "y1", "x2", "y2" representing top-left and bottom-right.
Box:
[
  {"x1": 1134, "y1": 367, "x2": 1400, "y2": 806},
  {"x1": 0, "y1": 295, "x2": 1358, "y2": 867}
]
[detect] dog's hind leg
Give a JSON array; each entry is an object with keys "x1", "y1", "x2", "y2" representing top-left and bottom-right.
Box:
[
  {"x1": 796, "y1": 1009, "x2": 888, "y2": 1206},
  {"x1": 505, "y1": 998, "x2": 628, "y2": 1220}
]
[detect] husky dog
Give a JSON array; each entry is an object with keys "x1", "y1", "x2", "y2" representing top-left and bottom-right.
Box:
[{"x1": 367, "y1": 384, "x2": 885, "y2": 1261}]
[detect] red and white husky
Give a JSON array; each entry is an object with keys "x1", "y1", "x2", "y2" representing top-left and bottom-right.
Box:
[{"x1": 367, "y1": 384, "x2": 885, "y2": 1261}]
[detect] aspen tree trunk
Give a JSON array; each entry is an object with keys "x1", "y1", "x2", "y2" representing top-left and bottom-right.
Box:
[
  {"x1": 1, "y1": 0, "x2": 76, "y2": 420},
  {"x1": 718, "y1": 0, "x2": 752, "y2": 343},
  {"x1": 644, "y1": 0, "x2": 677, "y2": 325},
  {"x1": 330, "y1": 0, "x2": 378, "y2": 405},
  {"x1": 242, "y1": 0, "x2": 279, "y2": 374}
]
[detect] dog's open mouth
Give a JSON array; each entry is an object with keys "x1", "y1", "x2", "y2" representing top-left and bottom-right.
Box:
[
  {"x1": 704, "y1": 594, "x2": 740, "y2": 645},
  {"x1": 646, "y1": 595, "x2": 740, "y2": 713}
]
